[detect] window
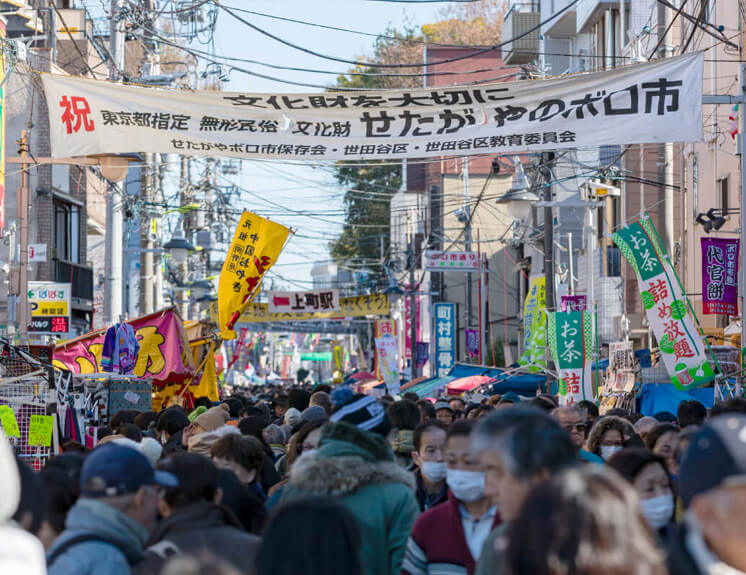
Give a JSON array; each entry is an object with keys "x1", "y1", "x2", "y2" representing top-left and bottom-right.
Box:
[
  {"x1": 719, "y1": 176, "x2": 729, "y2": 215},
  {"x1": 54, "y1": 200, "x2": 80, "y2": 263},
  {"x1": 607, "y1": 246, "x2": 621, "y2": 277}
]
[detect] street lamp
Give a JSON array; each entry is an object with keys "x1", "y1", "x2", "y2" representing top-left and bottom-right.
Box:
[
  {"x1": 189, "y1": 279, "x2": 213, "y2": 300},
  {"x1": 495, "y1": 157, "x2": 540, "y2": 222},
  {"x1": 163, "y1": 228, "x2": 195, "y2": 264}
]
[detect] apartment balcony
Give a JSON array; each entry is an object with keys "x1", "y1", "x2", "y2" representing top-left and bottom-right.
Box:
[
  {"x1": 503, "y1": 4, "x2": 540, "y2": 65},
  {"x1": 53, "y1": 259, "x2": 94, "y2": 303},
  {"x1": 576, "y1": 0, "x2": 618, "y2": 33},
  {"x1": 542, "y1": 0, "x2": 577, "y2": 36}
]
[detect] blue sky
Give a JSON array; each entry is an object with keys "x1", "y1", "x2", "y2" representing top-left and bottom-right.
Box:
[{"x1": 211, "y1": 1, "x2": 467, "y2": 289}]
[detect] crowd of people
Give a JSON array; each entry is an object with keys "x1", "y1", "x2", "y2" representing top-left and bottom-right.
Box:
[{"x1": 3, "y1": 384, "x2": 746, "y2": 575}]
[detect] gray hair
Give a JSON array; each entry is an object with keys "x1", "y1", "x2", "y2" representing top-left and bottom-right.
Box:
[
  {"x1": 471, "y1": 406, "x2": 552, "y2": 455},
  {"x1": 264, "y1": 424, "x2": 286, "y2": 446},
  {"x1": 490, "y1": 418, "x2": 579, "y2": 480}
]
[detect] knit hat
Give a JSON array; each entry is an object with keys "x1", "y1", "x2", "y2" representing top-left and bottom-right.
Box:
[
  {"x1": 188, "y1": 406, "x2": 207, "y2": 423},
  {"x1": 284, "y1": 407, "x2": 302, "y2": 426},
  {"x1": 288, "y1": 388, "x2": 311, "y2": 411},
  {"x1": 194, "y1": 406, "x2": 231, "y2": 432},
  {"x1": 139, "y1": 437, "x2": 163, "y2": 465},
  {"x1": 301, "y1": 406, "x2": 326, "y2": 422},
  {"x1": 330, "y1": 385, "x2": 353, "y2": 408},
  {"x1": 330, "y1": 395, "x2": 391, "y2": 438}
]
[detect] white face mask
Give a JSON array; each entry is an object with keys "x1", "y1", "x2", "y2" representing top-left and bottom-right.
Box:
[
  {"x1": 600, "y1": 445, "x2": 622, "y2": 460},
  {"x1": 640, "y1": 494, "x2": 674, "y2": 530},
  {"x1": 446, "y1": 469, "x2": 486, "y2": 502},
  {"x1": 421, "y1": 461, "x2": 447, "y2": 483},
  {"x1": 160, "y1": 433, "x2": 168, "y2": 446}
]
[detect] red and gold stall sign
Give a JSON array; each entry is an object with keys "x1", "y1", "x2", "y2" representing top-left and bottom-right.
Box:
[{"x1": 52, "y1": 308, "x2": 194, "y2": 385}]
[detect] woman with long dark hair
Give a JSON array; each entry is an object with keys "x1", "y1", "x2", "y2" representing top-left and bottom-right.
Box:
[
  {"x1": 256, "y1": 498, "x2": 363, "y2": 575},
  {"x1": 505, "y1": 466, "x2": 666, "y2": 575}
]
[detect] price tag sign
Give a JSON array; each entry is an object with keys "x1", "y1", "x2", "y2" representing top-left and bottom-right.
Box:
[
  {"x1": 28, "y1": 414, "x2": 54, "y2": 446},
  {"x1": 0, "y1": 406, "x2": 20, "y2": 437},
  {"x1": 123, "y1": 390, "x2": 140, "y2": 405}
]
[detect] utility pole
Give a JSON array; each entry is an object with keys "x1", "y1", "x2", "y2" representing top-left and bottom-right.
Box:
[
  {"x1": 543, "y1": 152, "x2": 556, "y2": 314},
  {"x1": 409, "y1": 233, "x2": 418, "y2": 379},
  {"x1": 139, "y1": 0, "x2": 157, "y2": 315},
  {"x1": 104, "y1": 0, "x2": 125, "y2": 324},
  {"x1": 17, "y1": 131, "x2": 29, "y2": 342},
  {"x1": 661, "y1": 3, "x2": 675, "y2": 257},
  {"x1": 462, "y1": 157, "x2": 472, "y2": 352},
  {"x1": 568, "y1": 232, "x2": 575, "y2": 295}
]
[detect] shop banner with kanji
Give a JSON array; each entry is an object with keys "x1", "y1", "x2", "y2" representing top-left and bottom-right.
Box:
[
  {"x1": 218, "y1": 210, "x2": 291, "y2": 340},
  {"x1": 434, "y1": 303, "x2": 456, "y2": 377},
  {"x1": 518, "y1": 276, "x2": 546, "y2": 372},
  {"x1": 613, "y1": 218, "x2": 715, "y2": 390},
  {"x1": 268, "y1": 289, "x2": 340, "y2": 314},
  {"x1": 210, "y1": 293, "x2": 390, "y2": 324},
  {"x1": 547, "y1": 310, "x2": 595, "y2": 405},
  {"x1": 52, "y1": 308, "x2": 194, "y2": 385},
  {"x1": 701, "y1": 238, "x2": 739, "y2": 316},
  {"x1": 43, "y1": 53, "x2": 702, "y2": 161},
  {"x1": 375, "y1": 319, "x2": 398, "y2": 380},
  {"x1": 375, "y1": 335, "x2": 400, "y2": 394}
]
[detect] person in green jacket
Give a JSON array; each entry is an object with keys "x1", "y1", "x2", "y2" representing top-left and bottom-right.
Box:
[
  {"x1": 471, "y1": 407, "x2": 579, "y2": 575},
  {"x1": 282, "y1": 395, "x2": 419, "y2": 575}
]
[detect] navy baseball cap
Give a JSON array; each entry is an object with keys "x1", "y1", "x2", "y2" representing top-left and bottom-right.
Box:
[
  {"x1": 81, "y1": 442, "x2": 177, "y2": 497},
  {"x1": 679, "y1": 414, "x2": 746, "y2": 505}
]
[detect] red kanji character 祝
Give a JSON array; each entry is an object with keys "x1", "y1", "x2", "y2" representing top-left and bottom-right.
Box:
[{"x1": 59, "y1": 96, "x2": 95, "y2": 134}]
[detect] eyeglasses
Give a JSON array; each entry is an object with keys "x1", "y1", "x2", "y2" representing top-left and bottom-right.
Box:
[{"x1": 562, "y1": 423, "x2": 586, "y2": 433}]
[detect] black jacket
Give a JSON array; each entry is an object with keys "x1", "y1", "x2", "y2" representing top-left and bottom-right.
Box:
[
  {"x1": 134, "y1": 501, "x2": 260, "y2": 575},
  {"x1": 413, "y1": 469, "x2": 448, "y2": 512},
  {"x1": 162, "y1": 429, "x2": 186, "y2": 456},
  {"x1": 666, "y1": 523, "x2": 704, "y2": 575}
]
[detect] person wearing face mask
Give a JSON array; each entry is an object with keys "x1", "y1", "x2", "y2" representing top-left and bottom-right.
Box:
[
  {"x1": 472, "y1": 408, "x2": 578, "y2": 575},
  {"x1": 586, "y1": 415, "x2": 636, "y2": 461},
  {"x1": 410, "y1": 420, "x2": 449, "y2": 511},
  {"x1": 607, "y1": 448, "x2": 675, "y2": 539},
  {"x1": 154, "y1": 408, "x2": 190, "y2": 455},
  {"x1": 402, "y1": 420, "x2": 499, "y2": 575}
]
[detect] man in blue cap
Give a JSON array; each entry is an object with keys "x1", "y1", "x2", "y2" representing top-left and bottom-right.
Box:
[
  {"x1": 46, "y1": 442, "x2": 178, "y2": 575},
  {"x1": 667, "y1": 413, "x2": 746, "y2": 575}
]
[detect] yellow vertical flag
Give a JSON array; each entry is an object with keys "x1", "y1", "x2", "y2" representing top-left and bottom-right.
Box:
[{"x1": 218, "y1": 211, "x2": 290, "y2": 340}]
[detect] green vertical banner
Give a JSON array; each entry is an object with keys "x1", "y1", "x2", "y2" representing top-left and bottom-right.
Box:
[
  {"x1": 518, "y1": 276, "x2": 546, "y2": 372},
  {"x1": 613, "y1": 217, "x2": 715, "y2": 390},
  {"x1": 547, "y1": 310, "x2": 595, "y2": 404}
]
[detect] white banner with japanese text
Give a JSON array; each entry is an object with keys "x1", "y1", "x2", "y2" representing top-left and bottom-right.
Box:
[
  {"x1": 42, "y1": 52, "x2": 703, "y2": 161},
  {"x1": 613, "y1": 217, "x2": 715, "y2": 391},
  {"x1": 425, "y1": 250, "x2": 480, "y2": 272}
]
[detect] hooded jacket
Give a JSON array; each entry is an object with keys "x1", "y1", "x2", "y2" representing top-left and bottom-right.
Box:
[
  {"x1": 391, "y1": 429, "x2": 415, "y2": 469},
  {"x1": 282, "y1": 421, "x2": 419, "y2": 575},
  {"x1": 134, "y1": 501, "x2": 260, "y2": 575},
  {"x1": 47, "y1": 498, "x2": 149, "y2": 575},
  {"x1": 0, "y1": 430, "x2": 46, "y2": 575}
]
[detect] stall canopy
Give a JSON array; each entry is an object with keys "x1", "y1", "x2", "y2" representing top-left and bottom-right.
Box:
[
  {"x1": 639, "y1": 383, "x2": 715, "y2": 416},
  {"x1": 409, "y1": 376, "x2": 455, "y2": 399},
  {"x1": 446, "y1": 375, "x2": 496, "y2": 395}
]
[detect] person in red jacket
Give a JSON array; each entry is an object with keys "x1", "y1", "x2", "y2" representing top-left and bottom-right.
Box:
[{"x1": 401, "y1": 420, "x2": 499, "y2": 575}]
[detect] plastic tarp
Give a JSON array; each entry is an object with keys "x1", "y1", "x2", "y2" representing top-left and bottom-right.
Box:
[
  {"x1": 639, "y1": 383, "x2": 715, "y2": 416},
  {"x1": 447, "y1": 375, "x2": 495, "y2": 395},
  {"x1": 409, "y1": 376, "x2": 455, "y2": 398},
  {"x1": 491, "y1": 373, "x2": 547, "y2": 397},
  {"x1": 400, "y1": 376, "x2": 429, "y2": 392}
]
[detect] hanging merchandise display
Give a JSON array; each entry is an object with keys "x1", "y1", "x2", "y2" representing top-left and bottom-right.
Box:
[
  {"x1": 101, "y1": 321, "x2": 140, "y2": 374},
  {"x1": 547, "y1": 310, "x2": 595, "y2": 405},
  {"x1": 613, "y1": 216, "x2": 717, "y2": 391}
]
